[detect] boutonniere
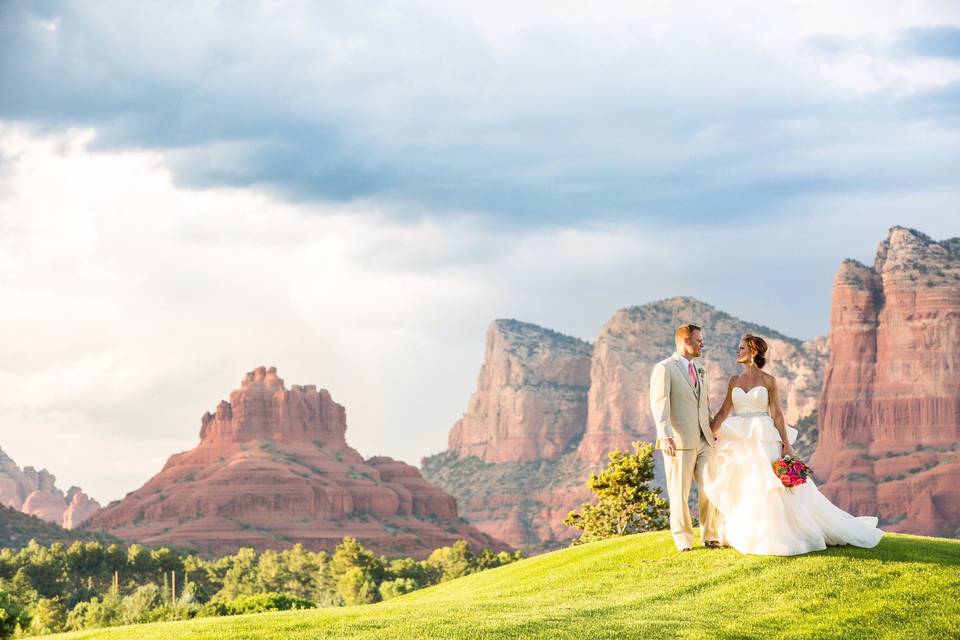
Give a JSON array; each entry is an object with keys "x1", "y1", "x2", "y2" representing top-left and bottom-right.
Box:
[{"x1": 697, "y1": 367, "x2": 706, "y2": 378}]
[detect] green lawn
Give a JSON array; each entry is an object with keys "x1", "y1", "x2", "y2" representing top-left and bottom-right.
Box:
[{"x1": 36, "y1": 531, "x2": 960, "y2": 640}]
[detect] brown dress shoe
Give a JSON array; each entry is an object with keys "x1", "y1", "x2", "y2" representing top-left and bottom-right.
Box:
[
  {"x1": 680, "y1": 547, "x2": 693, "y2": 552},
  {"x1": 704, "y1": 540, "x2": 722, "y2": 549}
]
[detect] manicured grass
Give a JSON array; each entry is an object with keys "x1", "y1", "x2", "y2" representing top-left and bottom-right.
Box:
[{"x1": 37, "y1": 531, "x2": 960, "y2": 640}]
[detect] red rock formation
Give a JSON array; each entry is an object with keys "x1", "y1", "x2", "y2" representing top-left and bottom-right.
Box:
[
  {"x1": 812, "y1": 227, "x2": 960, "y2": 537},
  {"x1": 63, "y1": 488, "x2": 102, "y2": 530},
  {"x1": 84, "y1": 366, "x2": 508, "y2": 558},
  {"x1": 424, "y1": 302, "x2": 828, "y2": 550},
  {"x1": 578, "y1": 298, "x2": 826, "y2": 462},
  {"x1": 0, "y1": 448, "x2": 102, "y2": 529},
  {"x1": 448, "y1": 320, "x2": 592, "y2": 463}
]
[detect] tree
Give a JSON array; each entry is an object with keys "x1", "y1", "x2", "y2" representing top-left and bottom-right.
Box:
[
  {"x1": 330, "y1": 538, "x2": 383, "y2": 585},
  {"x1": 378, "y1": 578, "x2": 417, "y2": 601},
  {"x1": 218, "y1": 548, "x2": 259, "y2": 600},
  {"x1": 473, "y1": 549, "x2": 524, "y2": 571},
  {"x1": 0, "y1": 591, "x2": 29, "y2": 639},
  {"x1": 119, "y1": 584, "x2": 162, "y2": 625},
  {"x1": 385, "y1": 557, "x2": 429, "y2": 588},
  {"x1": 27, "y1": 597, "x2": 65, "y2": 636},
  {"x1": 563, "y1": 441, "x2": 669, "y2": 544},
  {"x1": 425, "y1": 540, "x2": 472, "y2": 582},
  {"x1": 64, "y1": 593, "x2": 121, "y2": 631},
  {"x1": 336, "y1": 568, "x2": 379, "y2": 606}
]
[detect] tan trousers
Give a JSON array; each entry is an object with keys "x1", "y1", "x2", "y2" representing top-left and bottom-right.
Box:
[{"x1": 663, "y1": 436, "x2": 718, "y2": 550}]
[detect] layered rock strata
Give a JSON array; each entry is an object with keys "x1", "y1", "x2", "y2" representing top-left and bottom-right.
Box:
[
  {"x1": 812, "y1": 227, "x2": 960, "y2": 537},
  {"x1": 85, "y1": 367, "x2": 508, "y2": 558},
  {"x1": 448, "y1": 319, "x2": 593, "y2": 463}
]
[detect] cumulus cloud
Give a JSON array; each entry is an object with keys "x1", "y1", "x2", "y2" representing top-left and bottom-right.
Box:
[{"x1": 2, "y1": 1, "x2": 959, "y2": 222}]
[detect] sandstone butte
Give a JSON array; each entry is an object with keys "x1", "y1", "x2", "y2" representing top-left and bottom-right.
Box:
[
  {"x1": 423, "y1": 307, "x2": 828, "y2": 551},
  {"x1": 0, "y1": 447, "x2": 101, "y2": 529},
  {"x1": 812, "y1": 226, "x2": 960, "y2": 537},
  {"x1": 83, "y1": 367, "x2": 508, "y2": 559}
]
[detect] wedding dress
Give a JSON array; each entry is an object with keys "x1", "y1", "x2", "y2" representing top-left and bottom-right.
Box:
[{"x1": 702, "y1": 386, "x2": 883, "y2": 556}]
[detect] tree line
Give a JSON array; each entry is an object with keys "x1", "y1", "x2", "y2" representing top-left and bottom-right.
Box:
[{"x1": 0, "y1": 536, "x2": 522, "y2": 637}]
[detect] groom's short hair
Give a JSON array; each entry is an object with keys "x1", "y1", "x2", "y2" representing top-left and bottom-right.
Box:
[{"x1": 675, "y1": 324, "x2": 701, "y2": 343}]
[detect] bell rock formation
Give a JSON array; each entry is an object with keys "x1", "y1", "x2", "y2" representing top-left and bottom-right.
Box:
[{"x1": 84, "y1": 367, "x2": 508, "y2": 558}]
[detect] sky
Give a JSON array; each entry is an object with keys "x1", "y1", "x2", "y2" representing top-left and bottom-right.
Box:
[{"x1": 1, "y1": 1, "x2": 959, "y2": 503}]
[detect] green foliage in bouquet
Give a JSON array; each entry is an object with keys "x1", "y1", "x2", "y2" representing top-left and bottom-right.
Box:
[{"x1": 563, "y1": 441, "x2": 668, "y2": 544}]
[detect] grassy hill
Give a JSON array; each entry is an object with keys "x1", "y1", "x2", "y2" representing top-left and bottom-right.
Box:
[
  {"x1": 35, "y1": 531, "x2": 959, "y2": 640},
  {"x1": 0, "y1": 505, "x2": 120, "y2": 549}
]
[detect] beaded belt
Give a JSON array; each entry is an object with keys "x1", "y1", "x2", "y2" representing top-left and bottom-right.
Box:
[{"x1": 733, "y1": 411, "x2": 770, "y2": 418}]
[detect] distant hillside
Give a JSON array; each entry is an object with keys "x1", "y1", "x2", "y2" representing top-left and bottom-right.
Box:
[
  {"x1": 0, "y1": 446, "x2": 101, "y2": 528},
  {"x1": 33, "y1": 531, "x2": 959, "y2": 639},
  {"x1": 0, "y1": 505, "x2": 119, "y2": 550}
]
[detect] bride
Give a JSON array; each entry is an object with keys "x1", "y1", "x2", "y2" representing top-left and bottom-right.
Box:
[{"x1": 702, "y1": 333, "x2": 883, "y2": 556}]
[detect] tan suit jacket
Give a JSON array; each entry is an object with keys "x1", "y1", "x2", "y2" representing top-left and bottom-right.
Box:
[{"x1": 650, "y1": 353, "x2": 713, "y2": 450}]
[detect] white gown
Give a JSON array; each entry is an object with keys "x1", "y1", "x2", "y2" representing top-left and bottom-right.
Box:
[{"x1": 702, "y1": 386, "x2": 883, "y2": 556}]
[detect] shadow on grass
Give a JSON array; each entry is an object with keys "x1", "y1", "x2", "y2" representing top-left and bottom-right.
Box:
[{"x1": 812, "y1": 535, "x2": 960, "y2": 567}]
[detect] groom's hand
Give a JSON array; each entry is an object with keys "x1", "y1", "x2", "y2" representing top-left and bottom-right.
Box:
[{"x1": 663, "y1": 438, "x2": 677, "y2": 457}]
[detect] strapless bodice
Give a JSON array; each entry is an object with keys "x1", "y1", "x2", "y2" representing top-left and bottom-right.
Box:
[
  {"x1": 721, "y1": 385, "x2": 797, "y2": 445},
  {"x1": 732, "y1": 385, "x2": 769, "y2": 415}
]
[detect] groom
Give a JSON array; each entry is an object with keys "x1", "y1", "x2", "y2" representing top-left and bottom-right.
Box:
[{"x1": 649, "y1": 324, "x2": 719, "y2": 552}]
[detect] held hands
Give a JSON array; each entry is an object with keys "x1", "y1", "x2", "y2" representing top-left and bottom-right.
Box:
[{"x1": 663, "y1": 437, "x2": 677, "y2": 457}]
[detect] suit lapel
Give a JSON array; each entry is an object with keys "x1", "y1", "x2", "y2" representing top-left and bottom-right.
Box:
[{"x1": 671, "y1": 355, "x2": 699, "y2": 398}]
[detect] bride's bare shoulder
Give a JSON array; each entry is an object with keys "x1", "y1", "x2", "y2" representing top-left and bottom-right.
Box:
[{"x1": 760, "y1": 370, "x2": 778, "y2": 388}]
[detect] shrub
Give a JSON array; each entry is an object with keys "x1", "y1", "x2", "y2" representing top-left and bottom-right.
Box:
[
  {"x1": 227, "y1": 592, "x2": 314, "y2": 614},
  {"x1": 564, "y1": 441, "x2": 669, "y2": 544},
  {"x1": 27, "y1": 597, "x2": 65, "y2": 636},
  {"x1": 65, "y1": 594, "x2": 120, "y2": 631},
  {"x1": 120, "y1": 584, "x2": 162, "y2": 625},
  {"x1": 425, "y1": 541, "x2": 472, "y2": 582},
  {"x1": 379, "y1": 578, "x2": 418, "y2": 600},
  {"x1": 337, "y1": 568, "x2": 379, "y2": 605}
]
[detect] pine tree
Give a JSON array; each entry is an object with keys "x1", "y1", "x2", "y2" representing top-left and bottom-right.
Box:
[{"x1": 563, "y1": 441, "x2": 669, "y2": 544}]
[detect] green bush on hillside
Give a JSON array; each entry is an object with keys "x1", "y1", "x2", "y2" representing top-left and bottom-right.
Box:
[
  {"x1": 226, "y1": 593, "x2": 314, "y2": 615},
  {"x1": 564, "y1": 441, "x2": 669, "y2": 544}
]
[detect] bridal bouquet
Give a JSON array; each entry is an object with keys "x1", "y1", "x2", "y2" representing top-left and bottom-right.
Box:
[{"x1": 772, "y1": 455, "x2": 811, "y2": 489}]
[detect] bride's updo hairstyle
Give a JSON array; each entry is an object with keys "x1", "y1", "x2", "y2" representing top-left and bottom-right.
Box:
[{"x1": 742, "y1": 334, "x2": 768, "y2": 369}]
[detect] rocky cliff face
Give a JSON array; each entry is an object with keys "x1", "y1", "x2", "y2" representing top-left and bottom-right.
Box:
[
  {"x1": 84, "y1": 367, "x2": 508, "y2": 559},
  {"x1": 0, "y1": 448, "x2": 101, "y2": 529},
  {"x1": 578, "y1": 299, "x2": 827, "y2": 461},
  {"x1": 812, "y1": 227, "x2": 960, "y2": 537},
  {"x1": 448, "y1": 320, "x2": 593, "y2": 463},
  {"x1": 424, "y1": 304, "x2": 828, "y2": 550}
]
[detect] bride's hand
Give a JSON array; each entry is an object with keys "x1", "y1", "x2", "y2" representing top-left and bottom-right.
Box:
[{"x1": 782, "y1": 443, "x2": 796, "y2": 457}]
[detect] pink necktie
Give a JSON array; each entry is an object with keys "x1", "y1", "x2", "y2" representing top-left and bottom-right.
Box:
[{"x1": 688, "y1": 362, "x2": 698, "y2": 389}]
